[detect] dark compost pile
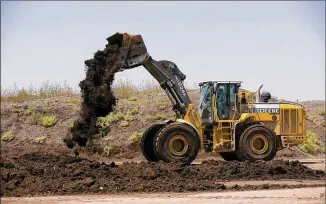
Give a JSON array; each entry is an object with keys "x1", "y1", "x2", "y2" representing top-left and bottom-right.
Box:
[{"x1": 1, "y1": 153, "x2": 325, "y2": 197}]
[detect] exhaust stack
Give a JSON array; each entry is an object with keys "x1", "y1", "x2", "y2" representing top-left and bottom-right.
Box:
[{"x1": 255, "y1": 84, "x2": 263, "y2": 103}]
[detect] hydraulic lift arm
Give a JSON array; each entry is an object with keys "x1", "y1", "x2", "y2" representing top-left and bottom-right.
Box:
[{"x1": 107, "y1": 32, "x2": 192, "y2": 117}]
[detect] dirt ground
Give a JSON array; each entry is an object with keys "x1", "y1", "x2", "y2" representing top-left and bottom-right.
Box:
[
  {"x1": 1, "y1": 153, "x2": 325, "y2": 197},
  {"x1": 2, "y1": 187, "x2": 325, "y2": 204},
  {"x1": 1, "y1": 93, "x2": 325, "y2": 163}
]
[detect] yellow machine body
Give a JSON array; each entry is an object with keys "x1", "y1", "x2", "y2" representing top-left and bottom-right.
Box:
[{"x1": 181, "y1": 84, "x2": 307, "y2": 153}]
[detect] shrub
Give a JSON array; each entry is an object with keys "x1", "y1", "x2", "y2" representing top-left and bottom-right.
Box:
[
  {"x1": 120, "y1": 121, "x2": 129, "y2": 127},
  {"x1": 127, "y1": 107, "x2": 139, "y2": 116},
  {"x1": 124, "y1": 115, "x2": 135, "y2": 122},
  {"x1": 299, "y1": 131, "x2": 324, "y2": 154},
  {"x1": 1, "y1": 131, "x2": 15, "y2": 142},
  {"x1": 317, "y1": 109, "x2": 326, "y2": 116},
  {"x1": 39, "y1": 116, "x2": 57, "y2": 127},
  {"x1": 128, "y1": 132, "x2": 143, "y2": 143},
  {"x1": 34, "y1": 135, "x2": 48, "y2": 144},
  {"x1": 97, "y1": 113, "x2": 124, "y2": 129}
]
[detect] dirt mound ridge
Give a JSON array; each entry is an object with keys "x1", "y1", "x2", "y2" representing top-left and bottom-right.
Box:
[{"x1": 1, "y1": 153, "x2": 324, "y2": 197}]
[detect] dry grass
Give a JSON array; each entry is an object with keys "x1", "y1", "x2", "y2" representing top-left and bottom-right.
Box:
[
  {"x1": 1, "y1": 79, "x2": 196, "y2": 103},
  {"x1": 66, "y1": 98, "x2": 80, "y2": 106},
  {"x1": 112, "y1": 79, "x2": 163, "y2": 98},
  {"x1": 317, "y1": 109, "x2": 326, "y2": 116},
  {"x1": 1, "y1": 81, "x2": 76, "y2": 103}
]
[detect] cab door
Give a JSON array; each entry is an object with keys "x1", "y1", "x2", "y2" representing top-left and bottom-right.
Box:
[
  {"x1": 216, "y1": 84, "x2": 228, "y2": 120},
  {"x1": 215, "y1": 83, "x2": 239, "y2": 120}
]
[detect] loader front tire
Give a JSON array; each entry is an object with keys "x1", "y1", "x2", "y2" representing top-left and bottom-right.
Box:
[
  {"x1": 239, "y1": 124, "x2": 276, "y2": 162},
  {"x1": 140, "y1": 123, "x2": 165, "y2": 162},
  {"x1": 154, "y1": 123, "x2": 200, "y2": 164}
]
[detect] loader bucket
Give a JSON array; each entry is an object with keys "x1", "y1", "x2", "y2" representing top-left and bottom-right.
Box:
[{"x1": 107, "y1": 32, "x2": 148, "y2": 70}]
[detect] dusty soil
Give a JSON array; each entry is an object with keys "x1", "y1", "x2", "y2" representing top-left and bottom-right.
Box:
[
  {"x1": 1, "y1": 153, "x2": 325, "y2": 197},
  {"x1": 1, "y1": 93, "x2": 324, "y2": 162},
  {"x1": 4, "y1": 187, "x2": 324, "y2": 204},
  {"x1": 0, "y1": 91, "x2": 200, "y2": 162}
]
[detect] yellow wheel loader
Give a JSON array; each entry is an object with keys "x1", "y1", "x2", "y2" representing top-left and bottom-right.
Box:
[{"x1": 107, "y1": 32, "x2": 308, "y2": 164}]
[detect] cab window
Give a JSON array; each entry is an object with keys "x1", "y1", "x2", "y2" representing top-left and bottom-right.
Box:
[
  {"x1": 229, "y1": 84, "x2": 236, "y2": 106},
  {"x1": 199, "y1": 84, "x2": 212, "y2": 120}
]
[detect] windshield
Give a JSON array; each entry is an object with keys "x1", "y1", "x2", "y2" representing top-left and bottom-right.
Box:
[{"x1": 199, "y1": 84, "x2": 212, "y2": 120}]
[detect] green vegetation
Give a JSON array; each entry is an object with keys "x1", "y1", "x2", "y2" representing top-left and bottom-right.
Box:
[
  {"x1": 146, "y1": 114, "x2": 167, "y2": 121},
  {"x1": 34, "y1": 135, "x2": 48, "y2": 144},
  {"x1": 66, "y1": 98, "x2": 80, "y2": 106},
  {"x1": 39, "y1": 116, "x2": 57, "y2": 127},
  {"x1": 120, "y1": 121, "x2": 129, "y2": 127},
  {"x1": 128, "y1": 131, "x2": 143, "y2": 143},
  {"x1": 97, "y1": 113, "x2": 124, "y2": 129},
  {"x1": 124, "y1": 115, "x2": 135, "y2": 122},
  {"x1": 299, "y1": 131, "x2": 325, "y2": 154},
  {"x1": 1, "y1": 131, "x2": 15, "y2": 142}
]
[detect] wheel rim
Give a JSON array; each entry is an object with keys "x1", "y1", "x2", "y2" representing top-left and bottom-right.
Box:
[
  {"x1": 168, "y1": 135, "x2": 189, "y2": 156},
  {"x1": 250, "y1": 134, "x2": 268, "y2": 154}
]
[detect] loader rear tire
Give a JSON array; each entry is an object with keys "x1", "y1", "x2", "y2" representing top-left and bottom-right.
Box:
[
  {"x1": 154, "y1": 123, "x2": 200, "y2": 164},
  {"x1": 220, "y1": 152, "x2": 240, "y2": 161},
  {"x1": 239, "y1": 124, "x2": 276, "y2": 162},
  {"x1": 140, "y1": 123, "x2": 165, "y2": 162}
]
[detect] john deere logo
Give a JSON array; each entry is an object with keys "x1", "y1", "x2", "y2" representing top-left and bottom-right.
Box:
[{"x1": 254, "y1": 108, "x2": 280, "y2": 114}]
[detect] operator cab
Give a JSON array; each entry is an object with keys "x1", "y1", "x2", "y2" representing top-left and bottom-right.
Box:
[{"x1": 199, "y1": 81, "x2": 242, "y2": 125}]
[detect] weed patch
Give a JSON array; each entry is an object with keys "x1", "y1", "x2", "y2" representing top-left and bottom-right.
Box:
[
  {"x1": 120, "y1": 121, "x2": 129, "y2": 127},
  {"x1": 127, "y1": 107, "x2": 139, "y2": 116},
  {"x1": 39, "y1": 116, "x2": 57, "y2": 127},
  {"x1": 1, "y1": 131, "x2": 15, "y2": 142},
  {"x1": 97, "y1": 113, "x2": 124, "y2": 129},
  {"x1": 318, "y1": 109, "x2": 326, "y2": 116},
  {"x1": 128, "y1": 131, "x2": 143, "y2": 143},
  {"x1": 34, "y1": 136, "x2": 48, "y2": 144},
  {"x1": 66, "y1": 98, "x2": 80, "y2": 106},
  {"x1": 299, "y1": 131, "x2": 325, "y2": 154}
]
